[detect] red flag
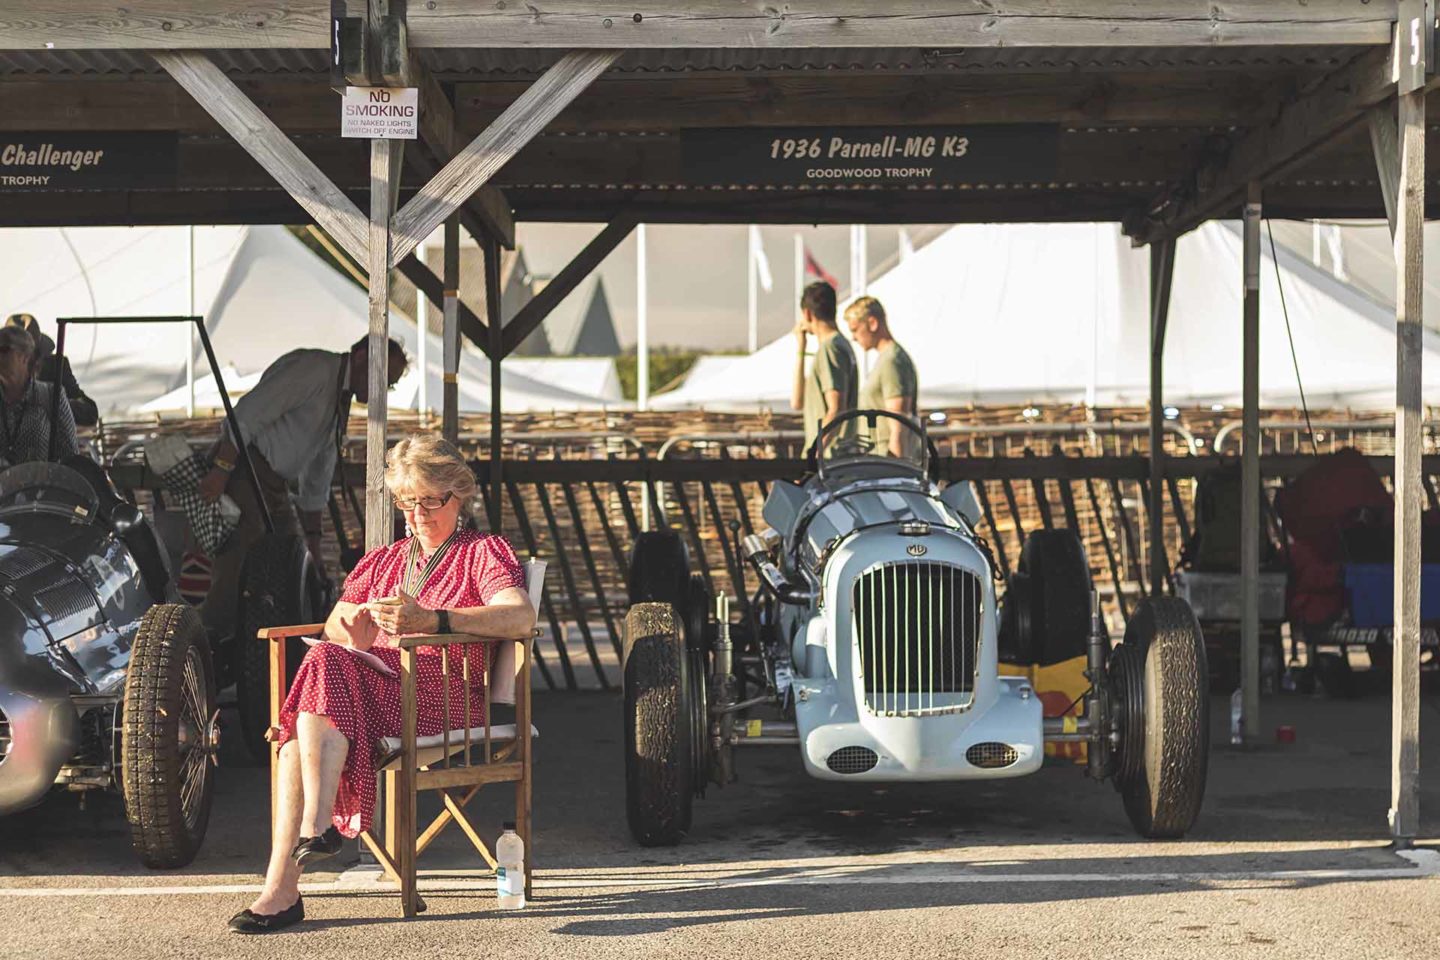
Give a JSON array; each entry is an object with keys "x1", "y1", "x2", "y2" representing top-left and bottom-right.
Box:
[{"x1": 803, "y1": 247, "x2": 839, "y2": 291}]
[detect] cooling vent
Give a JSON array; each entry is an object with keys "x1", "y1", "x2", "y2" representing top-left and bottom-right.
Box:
[
  {"x1": 0, "y1": 708, "x2": 10, "y2": 765},
  {"x1": 966, "y1": 742, "x2": 1019, "y2": 769},
  {"x1": 825, "y1": 746, "x2": 879, "y2": 775}
]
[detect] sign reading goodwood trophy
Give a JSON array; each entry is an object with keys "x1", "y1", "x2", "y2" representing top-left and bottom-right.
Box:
[
  {"x1": 681, "y1": 125, "x2": 1059, "y2": 186},
  {"x1": 0, "y1": 132, "x2": 177, "y2": 190},
  {"x1": 341, "y1": 86, "x2": 418, "y2": 140}
]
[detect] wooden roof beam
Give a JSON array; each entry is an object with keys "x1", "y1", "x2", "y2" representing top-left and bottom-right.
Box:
[
  {"x1": 389, "y1": 49, "x2": 617, "y2": 268},
  {"x1": 414, "y1": 60, "x2": 515, "y2": 249},
  {"x1": 152, "y1": 50, "x2": 370, "y2": 264},
  {"x1": 1125, "y1": 43, "x2": 1429, "y2": 245},
  {"x1": 2, "y1": 1, "x2": 1396, "y2": 50}
]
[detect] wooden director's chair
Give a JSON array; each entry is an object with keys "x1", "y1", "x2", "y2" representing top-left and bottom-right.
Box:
[{"x1": 259, "y1": 558, "x2": 547, "y2": 917}]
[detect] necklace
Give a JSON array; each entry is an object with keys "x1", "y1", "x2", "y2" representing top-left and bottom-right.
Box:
[{"x1": 402, "y1": 527, "x2": 460, "y2": 598}]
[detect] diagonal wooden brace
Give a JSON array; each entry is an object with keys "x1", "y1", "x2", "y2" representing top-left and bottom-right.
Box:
[
  {"x1": 152, "y1": 51, "x2": 370, "y2": 265},
  {"x1": 390, "y1": 50, "x2": 619, "y2": 267}
]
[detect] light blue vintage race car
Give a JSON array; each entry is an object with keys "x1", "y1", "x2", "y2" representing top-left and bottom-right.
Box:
[{"x1": 622, "y1": 410, "x2": 1209, "y2": 846}]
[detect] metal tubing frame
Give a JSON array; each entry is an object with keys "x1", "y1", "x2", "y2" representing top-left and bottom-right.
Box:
[
  {"x1": 1240, "y1": 183, "x2": 1262, "y2": 745},
  {"x1": 1148, "y1": 238, "x2": 1176, "y2": 597}
]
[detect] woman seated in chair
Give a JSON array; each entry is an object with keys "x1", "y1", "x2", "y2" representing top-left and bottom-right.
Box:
[{"x1": 230, "y1": 434, "x2": 536, "y2": 935}]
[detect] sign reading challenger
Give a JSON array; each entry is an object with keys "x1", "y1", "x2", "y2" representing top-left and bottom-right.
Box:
[
  {"x1": 0, "y1": 133, "x2": 177, "y2": 190},
  {"x1": 681, "y1": 125, "x2": 1059, "y2": 186}
]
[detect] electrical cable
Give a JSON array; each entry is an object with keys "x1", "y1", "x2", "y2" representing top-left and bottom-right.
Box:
[{"x1": 1266, "y1": 219, "x2": 1320, "y2": 456}]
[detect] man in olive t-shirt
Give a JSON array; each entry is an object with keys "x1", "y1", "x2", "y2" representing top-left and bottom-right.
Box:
[
  {"x1": 791, "y1": 281, "x2": 858, "y2": 453},
  {"x1": 846, "y1": 296, "x2": 919, "y2": 458}
]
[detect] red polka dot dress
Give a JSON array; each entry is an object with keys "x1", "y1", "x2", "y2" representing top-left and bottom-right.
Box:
[{"x1": 276, "y1": 529, "x2": 525, "y2": 838}]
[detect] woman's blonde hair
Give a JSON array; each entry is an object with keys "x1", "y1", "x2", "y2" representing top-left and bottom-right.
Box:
[{"x1": 384, "y1": 434, "x2": 477, "y2": 516}]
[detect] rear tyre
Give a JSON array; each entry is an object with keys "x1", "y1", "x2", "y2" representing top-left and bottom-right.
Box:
[
  {"x1": 234, "y1": 534, "x2": 321, "y2": 762},
  {"x1": 623, "y1": 602, "x2": 694, "y2": 846},
  {"x1": 122, "y1": 604, "x2": 218, "y2": 869},
  {"x1": 999, "y1": 529, "x2": 1092, "y2": 665},
  {"x1": 1111, "y1": 598, "x2": 1209, "y2": 839}
]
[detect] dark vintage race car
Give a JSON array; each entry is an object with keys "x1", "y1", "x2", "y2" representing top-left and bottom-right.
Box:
[{"x1": 0, "y1": 458, "x2": 220, "y2": 868}]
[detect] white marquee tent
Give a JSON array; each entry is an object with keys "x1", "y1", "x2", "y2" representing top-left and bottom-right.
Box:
[
  {"x1": 0, "y1": 224, "x2": 622, "y2": 418},
  {"x1": 656, "y1": 220, "x2": 1440, "y2": 412}
]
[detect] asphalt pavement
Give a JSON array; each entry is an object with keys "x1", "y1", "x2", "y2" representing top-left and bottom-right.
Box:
[{"x1": 2, "y1": 688, "x2": 1437, "y2": 959}]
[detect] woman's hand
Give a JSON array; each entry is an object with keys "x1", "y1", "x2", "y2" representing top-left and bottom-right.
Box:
[
  {"x1": 364, "y1": 590, "x2": 441, "y2": 637},
  {"x1": 323, "y1": 602, "x2": 378, "y2": 651}
]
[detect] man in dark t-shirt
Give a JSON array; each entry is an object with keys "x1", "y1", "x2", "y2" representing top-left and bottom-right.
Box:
[{"x1": 790, "y1": 282, "x2": 857, "y2": 453}]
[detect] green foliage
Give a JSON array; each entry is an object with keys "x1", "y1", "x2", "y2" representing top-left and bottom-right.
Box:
[{"x1": 615, "y1": 349, "x2": 707, "y2": 400}]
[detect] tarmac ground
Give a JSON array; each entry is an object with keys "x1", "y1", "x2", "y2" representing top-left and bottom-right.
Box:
[{"x1": 2, "y1": 685, "x2": 1438, "y2": 959}]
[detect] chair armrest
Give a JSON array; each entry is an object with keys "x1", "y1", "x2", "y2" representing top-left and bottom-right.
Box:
[
  {"x1": 395, "y1": 632, "x2": 533, "y2": 650},
  {"x1": 256, "y1": 623, "x2": 328, "y2": 640}
]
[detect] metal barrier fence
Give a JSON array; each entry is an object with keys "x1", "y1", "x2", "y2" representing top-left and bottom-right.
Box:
[{"x1": 109, "y1": 427, "x2": 1440, "y2": 692}]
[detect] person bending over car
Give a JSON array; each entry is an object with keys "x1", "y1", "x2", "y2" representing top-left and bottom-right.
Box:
[
  {"x1": 0, "y1": 325, "x2": 76, "y2": 468},
  {"x1": 198, "y1": 335, "x2": 407, "y2": 641},
  {"x1": 845, "y1": 296, "x2": 919, "y2": 459},
  {"x1": 790, "y1": 281, "x2": 857, "y2": 455},
  {"x1": 228, "y1": 435, "x2": 535, "y2": 934}
]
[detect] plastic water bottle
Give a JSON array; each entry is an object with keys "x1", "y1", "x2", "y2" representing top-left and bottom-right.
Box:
[
  {"x1": 496, "y1": 822, "x2": 525, "y2": 909},
  {"x1": 1229, "y1": 688, "x2": 1244, "y2": 745}
]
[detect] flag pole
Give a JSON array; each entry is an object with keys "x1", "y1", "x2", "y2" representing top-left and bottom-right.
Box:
[
  {"x1": 747, "y1": 224, "x2": 758, "y2": 353},
  {"x1": 794, "y1": 232, "x2": 803, "y2": 326}
]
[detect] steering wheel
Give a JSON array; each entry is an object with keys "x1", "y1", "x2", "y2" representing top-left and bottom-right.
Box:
[{"x1": 805, "y1": 409, "x2": 943, "y2": 483}]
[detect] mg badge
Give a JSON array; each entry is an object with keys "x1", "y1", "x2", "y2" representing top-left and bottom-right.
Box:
[{"x1": 906, "y1": 543, "x2": 927, "y2": 557}]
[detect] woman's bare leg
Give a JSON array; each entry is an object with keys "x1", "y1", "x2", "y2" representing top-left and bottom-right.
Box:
[
  {"x1": 296, "y1": 710, "x2": 350, "y2": 836},
  {"x1": 247, "y1": 740, "x2": 303, "y2": 915}
]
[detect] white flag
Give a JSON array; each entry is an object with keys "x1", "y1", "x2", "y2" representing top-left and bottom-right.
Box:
[{"x1": 750, "y1": 224, "x2": 774, "y2": 292}]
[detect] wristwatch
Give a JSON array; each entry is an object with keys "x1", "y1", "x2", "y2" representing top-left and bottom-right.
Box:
[{"x1": 435, "y1": 609, "x2": 452, "y2": 635}]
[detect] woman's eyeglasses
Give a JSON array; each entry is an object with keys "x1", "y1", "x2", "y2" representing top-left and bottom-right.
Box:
[{"x1": 392, "y1": 492, "x2": 454, "y2": 511}]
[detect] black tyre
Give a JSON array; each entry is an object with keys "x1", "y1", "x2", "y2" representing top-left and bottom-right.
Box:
[
  {"x1": 628, "y1": 530, "x2": 690, "y2": 607},
  {"x1": 999, "y1": 529, "x2": 1092, "y2": 665},
  {"x1": 121, "y1": 603, "x2": 218, "y2": 869},
  {"x1": 1112, "y1": 597, "x2": 1210, "y2": 839},
  {"x1": 623, "y1": 602, "x2": 694, "y2": 846},
  {"x1": 234, "y1": 534, "x2": 322, "y2": 762}
]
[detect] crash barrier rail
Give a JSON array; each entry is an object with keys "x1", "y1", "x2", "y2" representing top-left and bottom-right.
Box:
[{"x1": 109, "y1": 449, "x2": 1440, "y2": 692}]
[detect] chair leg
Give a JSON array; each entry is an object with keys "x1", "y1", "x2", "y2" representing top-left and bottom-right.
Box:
[{"x1": 516, "y1": 779, "x2": 532, "y2": 901}]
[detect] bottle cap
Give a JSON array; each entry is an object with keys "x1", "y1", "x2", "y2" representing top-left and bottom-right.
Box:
[{"x1": 502, "y1": 820, "x2": 516, "y2": 830}]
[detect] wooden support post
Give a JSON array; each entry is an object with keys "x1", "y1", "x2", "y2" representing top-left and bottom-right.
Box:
[
  {"x1": 1240, "y1": 182, "x2": 1262, "y2": 745},
  {"x1": 390, "y1": 50, "x2": 619, "y2": 267},
  {"x1": 1391, "y1": 68, "x2": 1426, "y2": 849},
  {"x1": 367, "y1": 138, "x2": 399, "y2": 550},
  {"x1": 1148, "y1": 238, "x2": 1175, "y2": 597},
  {"x1": 442, "y1": 216, "x2": 461, "y2": 444},
  {"x1": 484, "y1": 231, "x2": 504, "y2": 530},
  {"x1": 152, "y1": 51, "x2": 369, "y2": 265}
]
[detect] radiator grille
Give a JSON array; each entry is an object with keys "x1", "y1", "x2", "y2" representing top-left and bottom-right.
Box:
[
  {"x1": 0, "y1": 708, "x2": 10, "y2": 764},
  {"x1": 966, "y1": 742, "x2": 1019, "y2": 769},
  {"x1": 825, "y1": 746, "x2": 879, "y2": 775},
  {"x1": 853, "y1": 561, "x2": 982, "y2": 717}
]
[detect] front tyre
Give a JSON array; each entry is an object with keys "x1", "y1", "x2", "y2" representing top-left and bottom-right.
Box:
[
  {"x1": 122, "y1": 604, "x2": 218, "y2": 869},
  {"x1": 1111, "y1": 598, "x2": 1209, "y2": 839},
  {"x1": 623, "y1": 602, "x2": 694, "y2": 846},
  {"x1": 235, "y1": 534, "x2": 320, "y2": 762}
]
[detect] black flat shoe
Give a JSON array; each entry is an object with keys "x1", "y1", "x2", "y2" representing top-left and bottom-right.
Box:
[
  {"x1": 291, "y1": 826, "x2": 344, "y2": 867},
  {"x1": 228, "y1": 897, "x2": 304, "y2": 934}
]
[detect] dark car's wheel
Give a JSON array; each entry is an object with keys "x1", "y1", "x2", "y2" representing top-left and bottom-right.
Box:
[
  {"x1": 624, "y1": 602, "x2": 694, "y2": 846},
  {"x1": 999, "y1": 529, "x2": 1092, "y2": 665},
  {"x1": 234, "y1": 534, "x2": 322, "y2": 762},
  {"x1": 1111, "y1": 598, "x2": 1209, "y2": 839},
  {"x1": 121, "y1": 603, "x2": 218, "y2": 869},
  {"x1": 628, "y1": 530, "x2": 690, "y2": 607}
]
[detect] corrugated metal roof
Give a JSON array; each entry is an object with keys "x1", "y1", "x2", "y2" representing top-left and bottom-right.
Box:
[{"x1": 0, "y1": 44, "x2": 1359, "y2": 78}]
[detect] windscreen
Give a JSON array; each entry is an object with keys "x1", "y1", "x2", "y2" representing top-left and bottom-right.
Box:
[{"x1": 0, "y1": 462, "x2": 99, "y2": 520}]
